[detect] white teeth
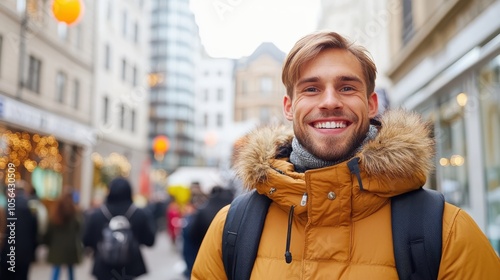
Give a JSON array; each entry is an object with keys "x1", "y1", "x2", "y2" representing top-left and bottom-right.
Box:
[{"x1": 314, "y1": 121, "x2": 346, "y2": 129}]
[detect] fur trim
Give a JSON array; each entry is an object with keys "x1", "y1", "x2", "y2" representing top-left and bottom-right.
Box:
[
  {"x1": 233, "y1": 125, "x2": 294, "y2": 189},
  {"x1": 359, "y1": 109, "x2": 435, "y2": 179},
  {"x1": 233, "y1": 109, "x2": 434, "y2": 187}
]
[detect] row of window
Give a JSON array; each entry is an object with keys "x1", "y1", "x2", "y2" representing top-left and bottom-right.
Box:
[
  {"x1": 104, "y1": 44, "x2": 141, "y2": 86},
  {"x1": 102, "y1": 96, "x2": 136, "y2": 133},
  {"x1": 22, "y1": 55, "x2": 80, "y2": 109},
  {"x1": 239, "y1": 76, "x2": 275, "y2": 95},
  {"x1": 202, "y1": 113, "x2": 225, "y2": 128},
  {"x1": 202, "y1": 88, "x2": 226, "y2": 102},
  {"x1": 105, "y1": 0, "x2": 143, "y2": 44}
]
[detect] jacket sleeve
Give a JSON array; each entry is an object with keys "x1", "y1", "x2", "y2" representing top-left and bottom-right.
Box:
[
  {"x1": 82, "y1": 209, "x2": 101, "y2": 250},
  {"x1": 191, "y1": 205, "x2": 230, "y2": 280},
  {"x1": 438, "y1": 204, "x2": 500, "y2": 279},
  {"x1": 133, "y1": 209, "x2": 156, "y2": 247}
]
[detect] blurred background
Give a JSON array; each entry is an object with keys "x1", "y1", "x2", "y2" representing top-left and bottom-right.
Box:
[{"x1": 0, "y1": 0, "x2": 499, "y2": 276}]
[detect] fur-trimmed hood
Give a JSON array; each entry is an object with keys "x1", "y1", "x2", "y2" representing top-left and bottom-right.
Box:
[{"x1": 233, "y1": 109, "x2": 434, "y2": 197}]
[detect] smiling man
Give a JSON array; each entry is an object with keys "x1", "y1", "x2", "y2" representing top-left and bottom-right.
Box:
[
  {"x1": 191, "y1": 31, "x2": 500, "y2": 279},
  {"x1": 283, "y1": 46, "x2": 378, "y2": 166}
]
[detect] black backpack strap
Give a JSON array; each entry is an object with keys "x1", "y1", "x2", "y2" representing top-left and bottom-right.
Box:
[
  {"x1": 100, "y1": 205, "x2": 112, "y2": 220},
  {"x1": 391, "y1": 188, "x2": 444, "y2": 280},
  {"x1": 222, "y1": 189, "x2": 272, "y2": 280},
  {"x1": 125, "y1": 204, "x2": 137, "y2": 219},
  {"x1": 100, "y1": 204, "x2": 136, "y2": 220}
]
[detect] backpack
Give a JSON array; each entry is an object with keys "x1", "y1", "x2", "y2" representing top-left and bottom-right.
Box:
[
  {"x1": 98, "y1": 204, "x2": 138, "y2": 266},
  {"x1": 222, "y1": 187, "x2": 444, "y2": 280}
]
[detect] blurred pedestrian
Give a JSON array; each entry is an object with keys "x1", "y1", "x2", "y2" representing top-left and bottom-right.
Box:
[
  {"x1": 43, "y1": 189, "x2": 83, "y2": 280},
  {"x1": 27, "y1": 186, "x2": 48, "y2": 248},
  {"x1": 0, "y1": 180, "x2": 38, "y2": 280},
  {"x1": 82, "y1": 177, "x2": 155, "y2": 280},
  {"x1": 189, "y1": 182, "x2": 208, "y2": 209},
  {"x1": 182, "y1": 186, "x2": 234, "y2": 278},
  {"x1": 166, "y1": 199, "x2": 182, "y2": 245}
]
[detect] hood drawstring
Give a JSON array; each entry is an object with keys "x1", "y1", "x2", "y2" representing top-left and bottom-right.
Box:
[
  {"x1": 347, "y1": 157, "x2": 364, "y2": 190},
  {"x1": 285, "y1": 205, "x2": 295, "y2": 264}
]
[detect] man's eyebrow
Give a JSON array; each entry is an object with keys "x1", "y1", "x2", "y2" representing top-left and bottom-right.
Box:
[
  {"x1": 295, "y1": 76, "x2": 320, "y2": 87},
  {"x1": 338, "y1": 75, "x2": 363, "y2": 84}
]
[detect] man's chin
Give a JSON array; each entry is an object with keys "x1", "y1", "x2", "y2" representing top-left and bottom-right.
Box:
[{"x1": 311, "y1": 146, "x2": 352, "y2": 163}]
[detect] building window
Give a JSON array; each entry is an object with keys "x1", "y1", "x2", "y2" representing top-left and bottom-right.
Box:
[
  {"x1": 26, "y1": 55, "x2": 41, "y2": 93},
  {"x1": 17, "y1": 0, "x2": 26, "y2": 13},
  {"x1": 204, "y1": 114, "x2": 208, "y2": 127},
  {"x1": 217, "y1": 113, "x2": 223, "y2": 127},
  {"x1": 217, "y1": 88, "x2": 223, "y2": 101},
  {"x1": 132, "y1": 66, "x2": 137, "y2": 86},
  {"x1": 260, "y1": 76, "x2": 272, "y2": 95},
  {"x1": 130, "y1": 109, "x2": 136, "y2": 132},
  {"x1": 57, "y1": 22, "x2": 68, "y2": 41},
  {"x1": 103, "y1": 96, "x2": 109, "y2": 123},
  {"x1": 107, "y1": 0, "x2": 113, "y2": 22},
  {"x1": 402, "y1": 0, "x2": 414, "y2": 45},
  {"x1": 119, "y1": 104, "x2": 126, "y2": 129},
  {"x1": 55, "y1": 71, "x2": 67, "y2": 103},
  {"x1": 72, "y1": 79, "x2": 80, "y2": 109},
  {"x1": 133, "y1": 22, "x2": 139, "y2": 43},
  {"x1": 121, "y1": 58, "x2": 127, "y2": 81},
  {"x1": 122, "y1": 10, "x2": 128, "y2": 38},
  {"x1": 104, "y1": 44, "x2": 111, "y2": 70},
  {"x1": 438, "y1": 90, "x2": 469, "y2": 208}
]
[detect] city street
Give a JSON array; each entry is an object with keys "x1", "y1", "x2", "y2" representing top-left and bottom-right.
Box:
[{"x1": 30, "y1": 230, "x2": 188, "y2": 280}]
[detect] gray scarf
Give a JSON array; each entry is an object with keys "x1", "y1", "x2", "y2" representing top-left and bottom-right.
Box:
[{"x1": 289, "y1": 125, "x2": 378, "y2": 172}]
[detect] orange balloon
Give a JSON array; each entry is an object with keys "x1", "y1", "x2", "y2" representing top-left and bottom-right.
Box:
[
  {"x1": 153, "y1": 136, "x2": 170, "y2": 154},
  {"x1": 52, "y1": 0, "x2": 84, "y2": 25}
]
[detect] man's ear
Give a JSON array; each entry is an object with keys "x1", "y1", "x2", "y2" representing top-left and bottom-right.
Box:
[
  {"x1": 367, "y1": 92, "x2": 379, "y2": 118},
  {"x1": 283, "y1": 94, "x2": 293, "y2": 121}
]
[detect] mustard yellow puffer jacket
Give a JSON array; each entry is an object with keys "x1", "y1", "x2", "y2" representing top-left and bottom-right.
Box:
[{"x1": 192, "y1": 110, "x2": 500, "y2": 279}]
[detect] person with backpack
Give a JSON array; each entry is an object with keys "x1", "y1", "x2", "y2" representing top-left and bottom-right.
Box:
[
  {"x1": 191, "y1": 31, "x2": 500, "y2": 279},
  {"x1": 82, "y1": 177, "x2": 155, "y2": 280}
]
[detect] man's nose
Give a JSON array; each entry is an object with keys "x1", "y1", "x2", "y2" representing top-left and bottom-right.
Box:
[{"x1": 319, "y1": 88, "x2": 343, "y2": 109}]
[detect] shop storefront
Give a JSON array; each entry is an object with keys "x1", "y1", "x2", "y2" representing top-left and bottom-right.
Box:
[
  {"x1": 400, "y1": 37, "x2": 500, "y2": 253},
  {"x1": 0, "y1": 95, "x2": 94, "y2": 208}
]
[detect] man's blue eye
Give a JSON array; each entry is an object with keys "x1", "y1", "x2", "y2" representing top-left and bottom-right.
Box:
[{"x1": 340, "y1": 86, "x2": 353, "y2": 92}]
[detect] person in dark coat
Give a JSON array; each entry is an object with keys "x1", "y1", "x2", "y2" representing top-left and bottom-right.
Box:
[
  {"x1": 43, "y1": 190, "x2": 83, "y2": 280},
  {"x1": 0, "y1": 180, "x2": 38, "y2": 280},
  {"x1": 82, "y1": 177, "x2": 155, "y2": 280},
  {"x1": 182, "y1": 186, "x2": 234, "y2": 277}
]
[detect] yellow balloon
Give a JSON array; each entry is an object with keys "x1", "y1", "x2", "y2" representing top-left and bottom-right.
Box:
[{"x1": 52, "y1": 0, "x2": 84, "y2": 25}]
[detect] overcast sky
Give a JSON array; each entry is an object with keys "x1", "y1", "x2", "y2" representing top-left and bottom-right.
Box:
[{"x1": 189, "y1": 0, "x2": 321, "y2": 59}]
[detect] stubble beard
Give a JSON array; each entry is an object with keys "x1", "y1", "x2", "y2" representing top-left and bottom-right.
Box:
[{"x1": 294, "y1": 121, "x2": 370, "y2": 162}]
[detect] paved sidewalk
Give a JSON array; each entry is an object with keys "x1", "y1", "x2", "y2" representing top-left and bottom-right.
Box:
[{"x1": 29, "y1": 231, "x2": 188, "y2": 280}]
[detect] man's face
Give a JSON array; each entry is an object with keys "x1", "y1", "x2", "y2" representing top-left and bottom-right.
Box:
[{"x1": 283, "y1": 48, "x2": 378, "y2": 161}]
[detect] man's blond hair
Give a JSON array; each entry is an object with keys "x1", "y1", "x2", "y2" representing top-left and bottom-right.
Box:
[{"x1": 282, "y1": 31, "x2": 377, "y2": 98}]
